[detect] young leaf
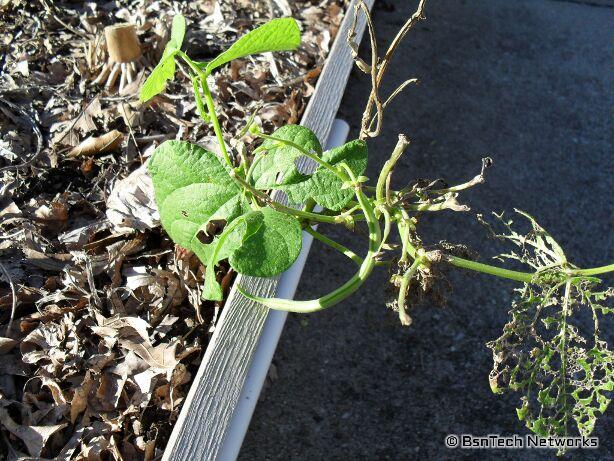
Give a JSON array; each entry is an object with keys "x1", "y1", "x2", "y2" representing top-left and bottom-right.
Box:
[
  {"x1": 205, "y1": 17, "x2": 300, "y2": 75},
  {"x1": 140, "y1": 15, "x2": 187, "y2": 102},
  {"x1": 250, "y1": 125, "x2": 322, "y2": 189},
  {"x1": 148, "y1": 140, "x2": 249, "y2": 251},
  {"x1": 202, "y1": 209, "x2": 302, "y2": 300},
  {"x1": 167, "y1": 14, "x2": 187, "y2": 53},
  {"x1": 282, "y1": 139, "x2": 368, "y2": 210}
]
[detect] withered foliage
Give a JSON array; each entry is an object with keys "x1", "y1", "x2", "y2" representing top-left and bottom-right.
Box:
[{"x1": 0, "y1": 0, "x2": 346, "y2": 458}]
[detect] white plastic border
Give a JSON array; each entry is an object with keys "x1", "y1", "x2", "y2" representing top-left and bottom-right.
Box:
[{"x1": 216, "y1": 119, "x2": 350, "y2": 461}]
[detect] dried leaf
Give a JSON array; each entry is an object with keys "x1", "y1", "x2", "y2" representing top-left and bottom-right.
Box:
[
  {"x1": 106, "y1": 164, "x2": 160, "y2": 233},
  {"x1": 0, "y1": 406, "x2": 66, "y2": 457},
  {"x1": 67, "y1": 130, "x2": 124, "y2": 158}
]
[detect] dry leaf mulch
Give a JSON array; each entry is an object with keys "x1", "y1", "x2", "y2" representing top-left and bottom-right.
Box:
[{"x1": 0, "y1": 1, "x2": 346, "y2": 459}]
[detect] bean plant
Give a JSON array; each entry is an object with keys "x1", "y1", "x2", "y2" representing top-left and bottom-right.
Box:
[{"x1": 140, "y1": 4, "x2": 613, "y2": 453}]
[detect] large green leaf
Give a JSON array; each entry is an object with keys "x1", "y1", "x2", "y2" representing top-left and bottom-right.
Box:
[
  {"x1": 201, "y1": 209, "x2": 302, "y2": 300},
  {"x1": 148, "y1": 140, "x2": 249, "y2": 251},
  {"x1": 149, "y1": 140, "x2": 303, "y2": 301},
  {"x1": 230, "y1": 208, "x2": 302, "y2": 277},
  {"x1": 282, "y1": 139, "x2": 368, "y2": 211},
  {"x1": 205, "y1": 18, "x2": 300, "y2": 74},
  {"x1": 250, "y1": 125, "x2": 322, "y2": 189},
  {"x1": 140, "y1": 15, "x2": 187, "y2": 102}
]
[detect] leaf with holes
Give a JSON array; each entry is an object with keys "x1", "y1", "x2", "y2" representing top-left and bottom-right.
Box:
[{"x1": 148, "y1": 140, "x2": 249, "y2": 253}]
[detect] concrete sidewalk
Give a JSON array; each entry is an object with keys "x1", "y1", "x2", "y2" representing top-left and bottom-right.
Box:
[{"x1": 241, "y1": 1, "x2": 613, "y2": 460}]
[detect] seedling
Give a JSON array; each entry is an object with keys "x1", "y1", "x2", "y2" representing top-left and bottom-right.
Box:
[{"x1": 140, "y1": 5, "x2": 612, "y2": 453}]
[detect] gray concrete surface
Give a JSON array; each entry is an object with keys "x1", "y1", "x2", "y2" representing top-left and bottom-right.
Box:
[{"x1": 240, "y1": 0, "x2": 614, "y2": 459}]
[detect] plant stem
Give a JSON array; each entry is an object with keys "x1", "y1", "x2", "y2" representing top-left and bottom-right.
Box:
[
  {"x1": 397, "y1": 256, "x2": 424, "y2": 326},
  {"x1": 376, "y1": 135, "x2": 410, "y2": 204},
  {"x1": 446, "y1": 255, "x2": 534, "y2": 283},
  {"x1": 257, "y1": 132, "x2": 348, "y2": 182},
  {"x1": 571, "y1": 264, "x2": 614, "y2": 277},
  {"x1": 191, "y1": 77, "x2": 210, "y2": 123},
  {"x1": 306, "y1": 227, "x2": 363, "y2": 265},
  {"x1": 377, "y1": 206, "x2": 392, "y2": 254},
  {"x1": 230, "y1": 171, "x2": 345, "y2": 225},
  {"x1": 239, "y1": 176, "x2": 381, "y2": 312},
  {"x1": 178, "y1": 51, "x2": 233, "y2": 169},
  {"x1": 199, "y1": 76, "x2": 233, "y2": 168}
]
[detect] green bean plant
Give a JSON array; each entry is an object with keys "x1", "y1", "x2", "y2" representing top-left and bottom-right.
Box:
[{"x1": 140, "y1": 3, "x2": 612, "y2": 453}]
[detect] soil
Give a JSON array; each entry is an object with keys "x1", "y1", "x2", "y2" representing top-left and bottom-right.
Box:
[{"x1": 0, "y1": 1, "x2": 346, "y2": 458}]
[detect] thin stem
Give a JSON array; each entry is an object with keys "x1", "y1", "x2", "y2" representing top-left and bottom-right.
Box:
[
  {"x1": 191, "y1": 77, "x2": 209, "y2": 123},
  {"x1": 245, "y1": 151, "x2": 264, "y2": 185},
  {"x1": 397, "y1": 208, "x2": 417, "y2": 263},
  {"x1": 376, "y1": 134, "x2": 410, "y2": 204},
  {"x1": 200, "y1": 77, "x2": 232, "y2": 168},
  {"x1": 239, "y1": 174, "x2": 381, "y2": 312},
  {"x1": 360, "y1": 0, "x2": 427, "y2": 138},
  {"x1": 406, "y1": 199, "x2": 469, "y2": 212},
  {"x1": 377, "y1": 206, "x2": 392, "y2": 254},
  {"x1": 571, "y1": 264, "x2": 614, "y2": 277},
  {"x1": 431, "y1": 158, "x2": 489, "y2": 194},
  {"x1": 230, "y1": 171, "x2": 346, "y2": 225},
  {"x1": 356, "y1": 0, "x2": 382, "y2": 138},
  {"x1": 256, "y1": 132, "x2": 348, "y2": 183},
  {"x1": 178, "y1": 51, "x2": 232, "y2": 169},
  {"x1": 397, "y1": 257, "x2": 424, "y2": 326},
  {"x1": 446, "y1": 255, "x2": 534, "y2": 283},
  {"x1": 306, "y1": 227, "x2": 363, "y2": 265}
]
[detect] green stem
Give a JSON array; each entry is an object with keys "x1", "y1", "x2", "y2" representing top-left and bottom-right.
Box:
[
  {"x1": 257, "y1": 132, "x2": 348, "y2": 182},
  {"x1": 377, "y1": 206, "x2": 392, "y2": 254},
  {"x1": 397, "y1": 208, "x2": 416, "y2": 263},
  {"x1": 191, "y1": 77, "x2": 210, "y2": 123},
  {"x1": 239, "y1": 180, "x2": 381, "y2": 313},
  {"x1": 200, "y1": 76, "x2": 233, "y2": 168},
  {"x1": 230, "y1": 172, "x2": 346, "y2": 225},
  {"x1": 306, "y1": 227, "x2": 363, "y2": 265},
  {"x1": 571, "y1": 264, "x2": 614, "y2": 277},
  {"x1": 446, "y1": 255, "x2": 534, "y2": 283},
  {"x1": 178, "y1": 51, "x2": 232, "y2": 169},
  {"x1": 376, "y1": 135, "x2": 410, "y2": 204},
  {"x1": 245, "y1": 151, "x2": 264, "y2": 185}
]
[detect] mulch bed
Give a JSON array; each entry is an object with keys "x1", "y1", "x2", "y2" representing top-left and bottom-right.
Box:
[{"x1": 0, "y1": 1, "x2": 347, "y2": 458}]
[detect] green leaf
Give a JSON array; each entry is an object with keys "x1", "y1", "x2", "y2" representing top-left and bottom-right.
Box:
[
  {"x1": 201, "y1": 212, "x2": 264, "y2": 300},
  {"x1": 282, "y1": 139, "x2": 368, "y2": 210},
  {"x1": 202, "y1": 209, "x2": 302, "y2": 300},
  {"x1": 250, "y1": 125, "x2": 322, "y2": 189},
  {"x1": 205, "y1": 18, "x2": 300, "y2": 74},
  {"x1": 167, "y1": 15, "x2": 187, "y2": 54},
  {"x1": 148, "y1": 140, "x2": 249, "y2": 251},
  {"x1": 149, "y1": 140, "x2": 302, "y2": 301},
  {"x1": 230, "y1": 208, "x2": 302, "y2": 277},
  {"x1": 139, "y1": 15, "x2": 187, "y2": 102}
]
